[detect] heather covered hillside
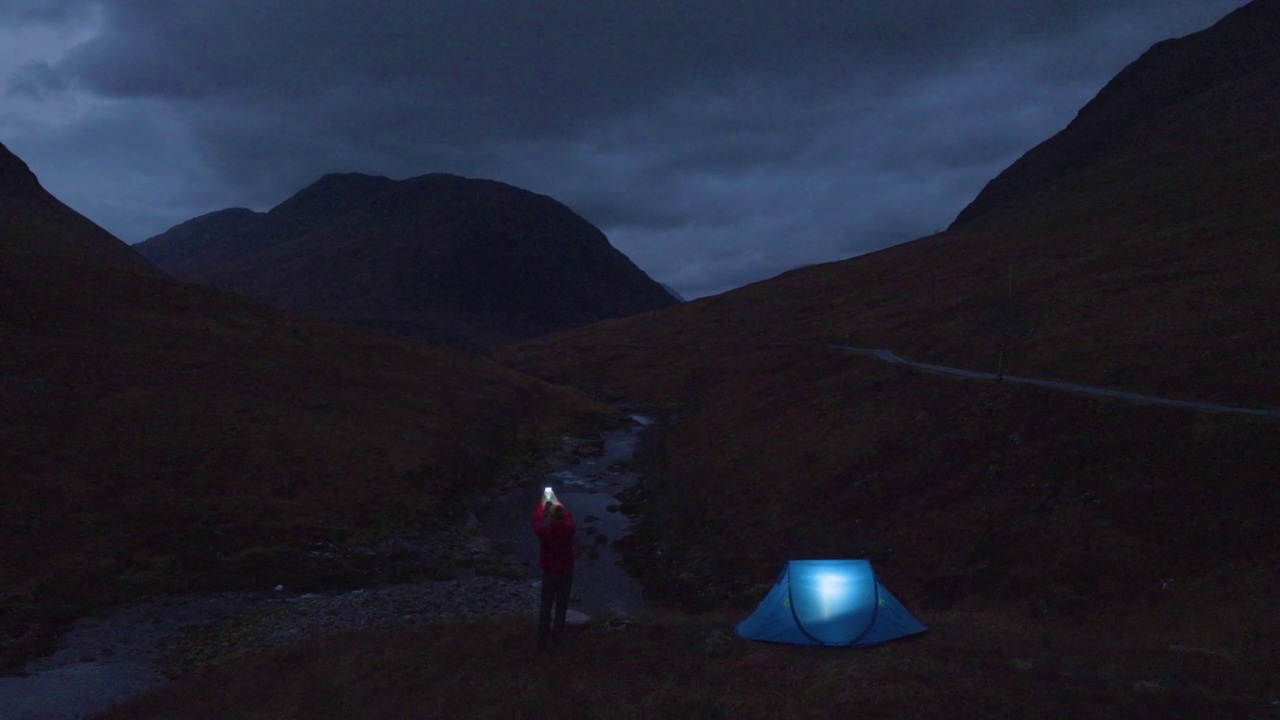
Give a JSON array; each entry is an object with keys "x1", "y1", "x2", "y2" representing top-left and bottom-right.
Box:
[
  {"x1": 4, "y1": 3, "x2": 1279, "y2": 718},
  {"x1": 0, "y1": 141, "x2": 612, "y2": 671},
  {"x1": 499, "y1": 0, "x2": 1280, "y2": 634},
  {"x1": 505, "y1": 1, "x2": 1280, "y2": 410}
]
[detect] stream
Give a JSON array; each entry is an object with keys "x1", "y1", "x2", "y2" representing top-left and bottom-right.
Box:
[
  {"x1": 479, "y1": 413, "x2": 654, "y2": 619},
  {"x1": 0, "y1": 415, "x2": 653, "y2": 719},
  {"x1": 0, "y1": 592, "x2": 270, "y2": 720}
]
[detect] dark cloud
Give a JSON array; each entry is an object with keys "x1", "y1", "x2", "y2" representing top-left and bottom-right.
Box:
[
  {"x1": 5, "y1": 62, "x2": 67, "y2": 98},
  {"x1": 0, "y1": 0, "x2": 1254, "y2": 298},
  {"x1": 0, "y1": 1, "x2": 89, "y2": 24},
  {"x1": 54, "y1": 1, "x2": 1227, "y2": 140}
]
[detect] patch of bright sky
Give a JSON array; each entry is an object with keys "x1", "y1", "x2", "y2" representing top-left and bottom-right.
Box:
[{"x1": 0, "y1": 5, "x2": 103, "y2": 130}]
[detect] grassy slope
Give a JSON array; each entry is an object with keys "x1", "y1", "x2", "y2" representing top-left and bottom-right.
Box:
[
  {"x1": 17, "y1": 11, "x2": 1280, "y2": 718},
  {"x1": 102, "y1": 611, "x2": 1277, "y2": 719},
  {"x1": 500, "y1": 51, "x2": 1280, "y2": 409},
  {"x1": 494, "y1": 19, "x2": 1280, "y2": 616},
  {"x1": 113, "y1": 61, "x2": 1275, "y2": 718},
  {"x1": 482, "y1": 10, "x2": 1280, "y2": 713},
  {"x1": 1, "y1": 241, "x2": 612, "y2": 671}
]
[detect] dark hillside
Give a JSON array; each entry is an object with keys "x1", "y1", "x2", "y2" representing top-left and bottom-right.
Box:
[
  {"x1": 22, "y1": 3, "x2": 1280, "y2": 717},
  {"x1": 0, "y1": 141, "x2": 611, "y2": 671},
  {"x1": 951, "y1": 0, "x2": 1280, "y2": 229},
  {"x1": 498, "y1": 0, "x2": 1280, "y2": 646},
  {"x1": 0, "y1": 142, "x2": 155, "y2": 272},
  {"x1": 133, "y1": 207, "x2": 264, "y2": 270}
]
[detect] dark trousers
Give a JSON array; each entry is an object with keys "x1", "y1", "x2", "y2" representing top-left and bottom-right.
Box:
[{"x1": 537, "y1": 572, "x2": 573, "y2": 646}]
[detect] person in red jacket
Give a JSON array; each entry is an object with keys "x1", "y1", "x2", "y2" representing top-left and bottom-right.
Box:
[{"x1": 532, "y1": 498, "x2": 576, "y2": 650}]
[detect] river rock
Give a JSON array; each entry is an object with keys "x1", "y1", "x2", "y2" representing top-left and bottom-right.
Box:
[{"x1": 573, "y1": 439, "x2": 605, "y2": 458}]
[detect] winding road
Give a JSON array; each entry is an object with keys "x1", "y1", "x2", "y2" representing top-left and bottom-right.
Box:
[{"x1": 829, "y1": 346, "x2": 1280, "y2": 419}]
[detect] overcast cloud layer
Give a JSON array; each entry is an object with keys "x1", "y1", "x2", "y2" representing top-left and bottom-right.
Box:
[{"x1": 0, "y1": 1, "x2": 1251, "y2": 298}]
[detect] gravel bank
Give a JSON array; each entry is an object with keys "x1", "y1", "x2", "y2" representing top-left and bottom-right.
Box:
[
  {"x1": 0, "y1": 418, "x2": 653, "y2": 719},
  {"x1": 171, "y1": 575, "x2": 542, "y2": 671}
]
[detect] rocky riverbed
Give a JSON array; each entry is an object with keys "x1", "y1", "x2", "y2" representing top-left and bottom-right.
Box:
[
  {"x1": 0, "y1": 553, "x2": 543, "y2": 720},
  {"x1": 0, "y1": 416, "x2": 655, "y2": 720},
  {"x1": 478, "y1": 414, "x2": 655, "y2": 619},
  {"x1": 169, "y1": 575, "x2": 544, "y2": 671}
]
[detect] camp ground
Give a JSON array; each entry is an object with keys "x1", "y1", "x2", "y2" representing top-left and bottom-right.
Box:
[{"x1": 736, "y1": 559, "x2": 926, "y2": 647}]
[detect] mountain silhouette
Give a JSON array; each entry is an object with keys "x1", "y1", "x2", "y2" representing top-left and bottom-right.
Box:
[
  {"x1": 951, "y1": 0, "x2": 1280, "y2": 230},
  {"x1": 136, "y1": 173, "x2": 678, "y2": 348},
  {"x1": 1, "y1": 142, "x2": 155, "y2": 272}
]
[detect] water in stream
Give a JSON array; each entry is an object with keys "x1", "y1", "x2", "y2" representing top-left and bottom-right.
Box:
[
  {"x1": 0, "y1": 591, "x2": 269, "y2": 720},
  {"x1": 479, "y1": 414, "x2": 653, "y2": 619},
  {"x1": 0, "y1": 415, "x2": 654, "y2": 719}
]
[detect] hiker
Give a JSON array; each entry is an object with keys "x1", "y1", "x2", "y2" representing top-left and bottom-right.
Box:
[{"x1": 532, "y1": 498, "x2": 576, "y2": 649}]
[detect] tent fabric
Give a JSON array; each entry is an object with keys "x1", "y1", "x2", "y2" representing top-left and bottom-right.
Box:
[{"x1": 735, "y1": 559, "x2": 926, "y2": 647}]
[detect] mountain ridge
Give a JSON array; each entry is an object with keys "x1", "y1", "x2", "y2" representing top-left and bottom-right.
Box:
[
  {"x1": 1, "y1": 141, "x2": 157, "y2": 273},
  {"x1": 135, "y1": 172, "x2": 679, "y2": 348},
  {"x1": 951, "y1": 0, "x2": 1280, "y2": 229}
]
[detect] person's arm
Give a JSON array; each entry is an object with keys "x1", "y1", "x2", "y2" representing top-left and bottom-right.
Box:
[{"x1": 532, "y1": 501, "x2": 548, "y2": 535}]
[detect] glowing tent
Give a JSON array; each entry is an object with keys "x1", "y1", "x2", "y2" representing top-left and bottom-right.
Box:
[{"x1": 735, "y1": 559, "x2": 926, "y2": 647}]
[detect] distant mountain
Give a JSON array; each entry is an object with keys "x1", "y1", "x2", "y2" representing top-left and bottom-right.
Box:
[
  {"x1": 136, "y1": 173, "x2": 679, "y2": 348},
  {"x1": 661, "y1": 283, "x2": 686, "y2": 302}
]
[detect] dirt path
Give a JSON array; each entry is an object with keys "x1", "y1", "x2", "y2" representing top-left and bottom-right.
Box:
[{"x1": 831, "y1": 346, "x2": 1280, "y2": 418}]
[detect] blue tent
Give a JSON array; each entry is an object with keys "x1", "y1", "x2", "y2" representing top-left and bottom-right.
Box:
[{"x1": 735, "y1": 559, "x2": 926, "y2": 646}]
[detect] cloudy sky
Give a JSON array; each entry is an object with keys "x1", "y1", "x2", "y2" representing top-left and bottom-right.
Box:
[{"x1": 0, "y1": 1, "x2": 1251, "y2": 299}]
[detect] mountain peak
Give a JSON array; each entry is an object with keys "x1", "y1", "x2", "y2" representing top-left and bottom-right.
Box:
[
  {"x1": 299, "y1": 171, "x2": 400, "y2": 196},
  {"x1": 0, "y1": 141, "x2": 45, "y2": 200},
  {"x1": 267, "y1": 172, "x2": 400, "y2": 222},
  {"x1": 1, "y1": 142, "x2": 156, "y2": 272},
  {"x1": 137, "y1": 171, "x2": 678, "y2": 347},
  {"x1": 950, "y1": 0, "x2": 1280, "y2": 230},
  {"x1": 312, "y1": 170, "x2": 396, "y2": 186}
]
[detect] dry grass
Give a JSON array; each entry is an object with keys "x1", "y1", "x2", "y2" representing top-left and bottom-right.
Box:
[
  {"x1": 492, "y1": 37, "x2": 1280, "y2": 625},
  {"x1": 10, "y1": 18, "x2": 1280, "y2": 718},
  {"x1": 100, "y1": 608, "x2": 1277, "y2": 720},
  {"x1": 0, "y1": 257, "x2": 615, "y2": 671},
  {"x1": 473, "y1": 39, "x2": 1280, "y2": 719}
]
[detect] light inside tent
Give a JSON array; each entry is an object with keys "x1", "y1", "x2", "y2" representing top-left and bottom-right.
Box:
[
  {"x1": 814, "y1": 571, "x2": 852, "y2": 620},
  {"x1": 787, "y1": 560, "x2": 878, "y2": 644}
]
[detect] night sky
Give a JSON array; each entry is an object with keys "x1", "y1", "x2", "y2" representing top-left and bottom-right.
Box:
[{"x1": 0, "y1": 1, "x2": 1250, "y2": 299}]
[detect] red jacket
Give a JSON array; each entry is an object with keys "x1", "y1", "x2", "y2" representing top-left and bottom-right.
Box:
[{"x1": 532, "y1": 503, "x2": 576, "y2": 575}]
